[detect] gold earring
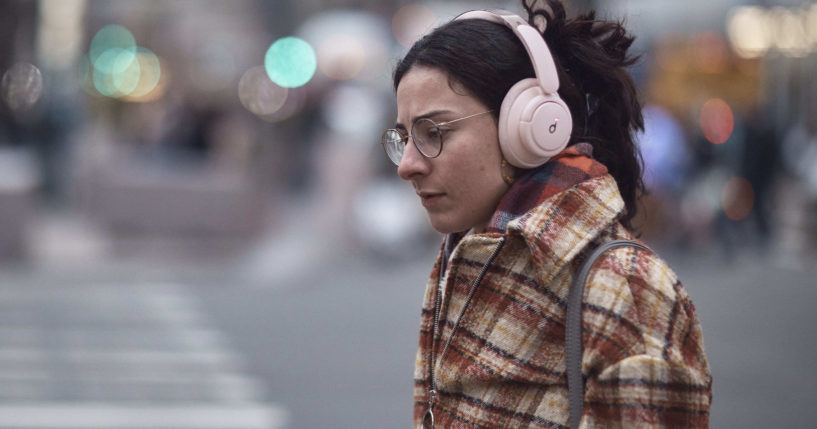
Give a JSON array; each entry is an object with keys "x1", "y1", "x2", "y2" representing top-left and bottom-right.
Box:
[{"x1": 501, "y1": 159, "x2": 515, "y2": 185}]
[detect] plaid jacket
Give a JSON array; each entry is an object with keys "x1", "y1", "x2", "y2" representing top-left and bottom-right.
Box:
[{"x1": 413, "y1": 174, "x2": 712, "y2": 428}]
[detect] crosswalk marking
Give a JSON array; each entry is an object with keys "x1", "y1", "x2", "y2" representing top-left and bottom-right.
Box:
[
  {"x1": 0, "y1": 403, "x2": 288, "y2": 429},
  {"x1": 0, "y1": 281, "x2": 289, "y2": 428}
]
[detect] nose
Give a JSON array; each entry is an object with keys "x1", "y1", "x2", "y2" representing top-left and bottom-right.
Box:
[{"x1": 397, "y1": 136, "x2": 430, "y2": 181}]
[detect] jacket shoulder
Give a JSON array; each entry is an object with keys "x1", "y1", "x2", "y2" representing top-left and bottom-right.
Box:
[{"x1": 579, "y1": 240, "x2": 713, "y2": 426}]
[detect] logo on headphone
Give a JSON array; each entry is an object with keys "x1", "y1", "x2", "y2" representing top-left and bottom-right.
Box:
[{"x1": 549, "y1": 119, "x2": 559, "y2": 134}]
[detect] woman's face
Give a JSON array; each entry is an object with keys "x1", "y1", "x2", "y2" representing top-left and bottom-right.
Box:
[{"x1": 395, "y1": 66, "x2": 509, "y2": 234}]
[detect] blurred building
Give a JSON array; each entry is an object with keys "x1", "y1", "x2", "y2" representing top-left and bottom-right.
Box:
[{"x1": 0, "y1": 0, "x2": 815, "y2": 266}]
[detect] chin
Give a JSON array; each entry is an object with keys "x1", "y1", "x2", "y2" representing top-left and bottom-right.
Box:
[{"x1": 428, "y1": 215, "x2": 467, "y2": 235}]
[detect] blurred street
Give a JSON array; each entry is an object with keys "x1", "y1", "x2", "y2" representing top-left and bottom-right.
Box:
[
  {"x1": 1, "y1": 0, "x2": 817, "y2": 427},
  {"x1": 0, "y1": 203, "x2": 815, "y2": 429}
]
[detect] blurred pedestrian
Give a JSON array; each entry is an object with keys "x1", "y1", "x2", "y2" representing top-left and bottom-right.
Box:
[{"x1": 380, "y1": 0, "x2": 712, "y2": 427}]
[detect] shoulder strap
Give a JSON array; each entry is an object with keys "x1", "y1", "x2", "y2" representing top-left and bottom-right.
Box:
[{"x1": 566, "y1": 239, "x2": 650, "y2": 429}]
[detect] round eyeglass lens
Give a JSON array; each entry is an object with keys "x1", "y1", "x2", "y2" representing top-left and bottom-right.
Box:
[
  {"x1": 413, "y1": 118, "x2": 442, "y2": 158},
  {"x1": 382, "y1": 130, "x2": 405, "y2": 165}
]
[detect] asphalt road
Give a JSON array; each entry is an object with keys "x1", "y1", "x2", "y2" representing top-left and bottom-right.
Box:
[
  {"x1": 197, "y1": 239, "x2": 817, "y2": 428},
  {"x1": 1, "y1": 238, "x2": 815, "y2": 428}
]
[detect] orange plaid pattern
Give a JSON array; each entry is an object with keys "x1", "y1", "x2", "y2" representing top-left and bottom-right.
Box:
[{"x1": 413, "y1": 174, "x2": 712, "y2": 428}]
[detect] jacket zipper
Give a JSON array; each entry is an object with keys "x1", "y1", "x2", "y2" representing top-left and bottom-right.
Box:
[{"x1": 426, "y1": 237, "x2": 507, "y2": 419}]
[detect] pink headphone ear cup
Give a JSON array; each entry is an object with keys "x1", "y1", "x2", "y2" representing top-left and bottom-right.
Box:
[{"x1": 498, "y1": 78, "x2": 573, "y2": 168}]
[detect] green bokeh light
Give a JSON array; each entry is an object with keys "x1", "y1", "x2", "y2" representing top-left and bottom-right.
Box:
[
  {"x1": 264, "y1": 37, "x2": 316, "y2": 88},
  {"x1": 93, "y1": 48, "x2": 137, "y2": 96},
  {"x1": 94, "y1": 48, "x2": 136, "y2": 75},
  {"x1": 112, "y1": 51, "x2": 142, "y2": 95},
  {"x1": 87, "y1": 25, "x2": 161, "y2": 100},
  {"x1": 91, "y1": 47, "x2": 161, "y2": 99},
  {"x1": 90, "y1": 25, "x2": 136, "y2": 66}
]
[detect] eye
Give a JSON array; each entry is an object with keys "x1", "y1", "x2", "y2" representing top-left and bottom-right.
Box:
[{"x1": 416, "y1": 119, "x2": 443, "y2": 141}]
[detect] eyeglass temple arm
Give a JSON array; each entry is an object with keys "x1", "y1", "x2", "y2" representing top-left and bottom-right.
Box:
[{"x1": 436, "y1": 110, "x2": 494, "y2": 127}]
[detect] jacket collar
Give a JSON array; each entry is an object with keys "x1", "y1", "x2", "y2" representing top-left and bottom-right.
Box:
[
  {"x1": 506, "y1": 174, "x2": 624, "y2": 284},
  {"x1": 484, "y1": 143, "x2": 623, "y2": 283},
  {"x1": 486, "y1": 143, "x2": 609, "y2": 234},
  {"x1": 446, "y1": 144, "x2": 624, "y2": 283}
]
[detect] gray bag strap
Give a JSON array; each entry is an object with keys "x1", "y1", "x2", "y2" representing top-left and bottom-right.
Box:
[{"x1": 566, "y1": 239, "x2": 650, "y2": 429}]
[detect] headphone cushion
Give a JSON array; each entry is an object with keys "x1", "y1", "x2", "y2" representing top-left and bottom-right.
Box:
[{"x1": 498, "y1": 78, "x2": 573, "y2": 168}]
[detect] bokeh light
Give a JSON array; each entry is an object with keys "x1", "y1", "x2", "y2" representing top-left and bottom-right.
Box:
[
  {"x1": 317, "y1": 35, "x2": 366, "y2": 81},
  {"x1": 727, "y1": 7, "x2": 771, "y2": 59},
  {"x1": 264, "y1": 37, "x2": 316, "y2": 88},
  {"x1": 728, "y1": 5, "x2": 817, "y2": 59},
  {"x1": 90, "y1": 25, "x2": 137, "y2": 67},
  {"x1": 1, "y1": 62, "x2": 44, "y2": 112},
  {"x1": 103, "y1": 49, "x2": 140, "y2": 95},
  {"x1": 120, "y1": 48, "x2": 163, "y2": 101},
  {"x1": 699, "y1": 98, "x2": 734, "y2": 144},
  {"x1": 92, "y1": 47, "x2": 161, "y2": 100},
  {"x1": 85, "y1": 24, "x2": 163, "y2": 101},
  {"x1": 392, "y1": 3, "x2": 438, "y2": 48},
  {"x1": 809, "y1": 4, "x2": 817, "y2": 47},
  {"x1": 298, "y1": 10, "x2": 391, "y2": 82},
  {"x1": 239, "y1": 66, "x2": 288, "y2": 118},
  {"x1": 722, "y1": 176, "x2": 755, "y2": 221},
  {"x1": 771, "y1": 7, "x2": 810, "y2": 58}
]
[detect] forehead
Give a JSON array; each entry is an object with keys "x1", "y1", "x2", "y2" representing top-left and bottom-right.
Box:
[{"x1": 395, "y1": 66, "x2": 480, "y2": 121}]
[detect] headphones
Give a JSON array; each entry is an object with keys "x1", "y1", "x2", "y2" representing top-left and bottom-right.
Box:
[{"x1": 455, "y1": 10, "x2": 572, "y2": 168}]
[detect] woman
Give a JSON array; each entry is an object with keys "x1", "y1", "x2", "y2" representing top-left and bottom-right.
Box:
[{"x1": 381, "y1": 1, "x2": 712, "y2": 427}]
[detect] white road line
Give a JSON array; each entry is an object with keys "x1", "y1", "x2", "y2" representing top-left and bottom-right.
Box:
[
  {"x1": 0, "y1": 368, "x2": 50, "y2": 380},
  {"x1": 0, "y1": 348, "x2": 47, "y2": 363},
  {"x1": 0, "y1": 282, "x2": 286, "y2": 424},
  {"x1": 0, "y1": 403, "x2": 289, "y2": 429},
  {"x1": 63, "y1": 349, "x2": 244, "y2": 367},
  {"x1": 0, "y1": 372, "x2": 264, "y2": 392}
]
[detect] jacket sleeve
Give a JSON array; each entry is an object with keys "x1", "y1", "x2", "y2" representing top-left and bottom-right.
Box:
[
  {"x1": 579, "y1": 250, "x2": 713, "y2": 428},
  {"x1": 581, "y1": 352, "x2": 712, "y2": 428}
]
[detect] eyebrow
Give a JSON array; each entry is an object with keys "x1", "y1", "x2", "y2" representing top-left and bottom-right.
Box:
[{"x1": 394, "y1": 109, "x2": 454, "y2": 130}]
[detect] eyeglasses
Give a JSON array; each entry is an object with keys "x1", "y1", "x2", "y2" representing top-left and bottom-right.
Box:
[{"x1": 381, "y1": 110, "x2": 493, "y2": 166}]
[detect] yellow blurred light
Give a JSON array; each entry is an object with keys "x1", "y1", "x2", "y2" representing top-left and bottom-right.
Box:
[
  {"x1": 809, "y1": 4, "x2": 817, "y2": 47},
  {"x1": 239, "y1": 66, "x2": 288, "y2": 117},
  {"x1": 691, "y1": 32, "x2": 729, "y2": 74},
  {"x1": 722, "y1": 176, "x2": 755, "y2": 221},
  {"x1": 392, "y1": 4, "x2": 438, "y2": 48},
  {"x1": 112, "y1": 52, "x2": 142, "y2": 95},
  {"x1": 120, "y1": 49, "x2": 164, "y2": 102},
  {"x1": 699, "y1": 98, "x2": 734, "y2": 144},
  {"x1": 317, "y1": 35, "x2": 366, "y2": 81},
  {"x1": 727, "y1": 7, "x2": 771, "y2": 59},
  {"x1": 771, "y1": 7, "x2": 809, "y2": 58}
]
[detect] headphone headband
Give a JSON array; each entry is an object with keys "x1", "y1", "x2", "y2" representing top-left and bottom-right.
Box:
[
  {"x1": 454, "y1": 10, "x2": 560, "y2": 94},
  {"x1": 453, "y1": 9, "x2": 572, "y2": 168}
]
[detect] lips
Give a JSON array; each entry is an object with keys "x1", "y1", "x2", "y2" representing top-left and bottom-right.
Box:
[{"x1": 417, "y1": 191, "x2": 445, "y2": 208}]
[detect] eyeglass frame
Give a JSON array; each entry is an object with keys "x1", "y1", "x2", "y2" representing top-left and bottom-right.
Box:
[{"x1": 381, "y1": 110, "x2": 494, "y2": 166}]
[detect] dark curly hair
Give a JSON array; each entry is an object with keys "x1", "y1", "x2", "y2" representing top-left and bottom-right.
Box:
[{"x1": 393, "y1": 0, "x2": 645, "y2": 229}]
